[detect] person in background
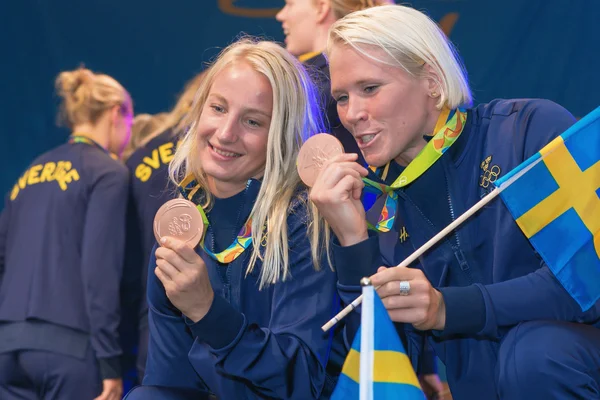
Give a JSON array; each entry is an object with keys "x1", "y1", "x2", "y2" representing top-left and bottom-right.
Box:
[
  {"x1": 120, "y1": 111, "x2": 167, "y2": 388},
  {"x1": 121, "y1": 113, "x2": 168, "y2": 161},
  {"x1": 310, "y1": 5, "x2": 600, "y2": 399},
  {"x1": 122, "y1": 71, "x2": 206, "y2": 383},
  {"x1": 0, "y1": 67, "x2": 132, "y2": 400}
]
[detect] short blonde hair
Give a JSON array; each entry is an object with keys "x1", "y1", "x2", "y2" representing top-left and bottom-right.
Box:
[
  {"x1": 327, "y1": 4, "x2": 472, "y2": 109},
  {"x1": 55, "y1": 67, "x2": 131, "y2": 127},
  {"x1": 328, "y1": 0, "x2": 394, "y2": 20},
  {"x1": 170, "y1": 37, "x2": 329, "y2": 287}
]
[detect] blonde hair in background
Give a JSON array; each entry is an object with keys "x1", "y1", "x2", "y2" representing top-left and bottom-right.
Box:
[
  {"x1": 138, "y1": 70, "x2": 208, "y2": 149},
  {"x1": 121, "y1": 112, "x2": 169, "y2": 161},
  {"x1": 55, "y1": 67, "x2": 131, "y2": 127},
  {"x1": 327, "y1": 4, "x2": 472, "y2": 109},
  {"x1": 328, "y1": 0, "x2": 395, "y2": 20},
  {"x1": 169, "y1": 37, "x2": 330, "y2": 288}
]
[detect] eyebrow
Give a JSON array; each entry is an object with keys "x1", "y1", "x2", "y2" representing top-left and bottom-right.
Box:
[
  {"x1": 331, "y1": 79, "x2": 375, "y2": 98},
  {"x1": 208, "y1": 93, "x2": 272, "y2": 118}
]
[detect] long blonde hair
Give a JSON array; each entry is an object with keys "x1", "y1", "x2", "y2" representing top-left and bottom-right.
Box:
[
  {"x1": 327, "y1": 4, "x2": 472, "y2": 109},
  {"x1": 55, "y1": 67, "x2": 131, "y2": 127},
  {"x1": 169, "y1": 38, "x2": 329, "y2": 288}
]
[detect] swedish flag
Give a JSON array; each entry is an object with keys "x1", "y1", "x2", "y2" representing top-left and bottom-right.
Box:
[
  {"x1": 496, "y1": 106, "x2": 600, "y2": 311},
  {"x1": 331, "y1": 284, "x2": 425, "y2": 400}
]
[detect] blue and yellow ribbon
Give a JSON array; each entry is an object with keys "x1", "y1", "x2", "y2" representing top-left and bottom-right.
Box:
[
  {"x1": 178, "y1": 175, "x2": 254, "y2": 264},
  {"x1": 363, "y1": 108, "x2": 467, "y2": 232}
]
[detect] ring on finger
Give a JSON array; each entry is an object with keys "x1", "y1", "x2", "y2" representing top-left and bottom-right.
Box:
[{"x1": 399, "y1": 280, "x2": 411, "y2": 296}]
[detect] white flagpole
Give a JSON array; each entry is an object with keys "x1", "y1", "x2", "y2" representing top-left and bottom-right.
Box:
[
  {"x1": 359, "y1": 281, "x2": 374, "y2": 400},
  {"x1": 321, "y1": 156, "x2": 545, "y2": 332}
]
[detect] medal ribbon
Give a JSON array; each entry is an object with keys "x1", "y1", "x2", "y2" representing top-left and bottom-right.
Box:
[
  {"x1": 362, "y1": 107, "x2": 467, "y2": 232},
  {"x1": 178, "y1": 175, "x2": 253, "y2": 264},
  {"x1": 69, "y1": 134, "x2": 108, "y2": 153},
  {"x1": 69, "y1": 133, "x2": 119, "y2": 159}
]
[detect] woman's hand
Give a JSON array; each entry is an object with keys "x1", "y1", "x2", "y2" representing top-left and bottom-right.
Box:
[
  {"x1": 370, "y1": 266, "x2": 446, "y2": 331},
  {"x1": 309, "y1": 153, "x2": 369, "y2": 246},
  {"x1": 154, "y1": 237, "x2": 214, "y2": 323}
]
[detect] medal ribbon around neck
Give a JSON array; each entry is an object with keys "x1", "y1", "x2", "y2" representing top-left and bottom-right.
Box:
[
  {"x1": 362, "y1": 107, "x2": 467, "y2": 232},
  {"x1": 178, "y1": 175, "x2": 253, "y2": 264},
  {"x1": 69, "y1": 134, "x2": 108, "y2": 153}
]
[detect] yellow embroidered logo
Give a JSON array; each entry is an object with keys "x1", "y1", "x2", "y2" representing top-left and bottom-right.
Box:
[
  {"x1": 10, "y1": 161, "x2": 80, "y2": 200},
  {"x1": 399, "y1": 226, "x2": 410, "y2": 243},
  {"x1": 134, "y1": 141, "x2": 177, "y2": 183},
  {"x1": 479, "y1": 156, "x2": 501, "y2": 189}
]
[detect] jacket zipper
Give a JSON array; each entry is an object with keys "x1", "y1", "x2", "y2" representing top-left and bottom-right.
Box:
[{"x1": 446, "y1": 176, "x2": 471, "y2": 276}]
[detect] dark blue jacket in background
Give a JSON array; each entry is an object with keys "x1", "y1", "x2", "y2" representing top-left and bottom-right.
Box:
[
  {"x1": 334, "y1": 99, "x2": 600, "y2": 399},
  {"x1": 143, "y1": 182, "x2": 342, "y2": 399},
  {"x1": 126, "y1": 129, "x2": 179, "y2": 282},
  {"x1": 122, "y1": 129, "x2": 179, "y2": 380},
  {"x1": 0, "y1": 141, "x2": 129, "y2": 378}
]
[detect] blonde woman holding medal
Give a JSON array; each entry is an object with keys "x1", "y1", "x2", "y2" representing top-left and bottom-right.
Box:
[
  {"x1": 309, "y1": 5, "x2": 600, "y2": 400},
  {"x1": 127, "y1": 37, "x2": 342, "y2": 400}
]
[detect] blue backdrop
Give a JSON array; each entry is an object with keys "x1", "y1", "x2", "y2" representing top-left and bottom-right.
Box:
[{"x1": 1, "y1": 0, "x2": 599, "y2": 198}]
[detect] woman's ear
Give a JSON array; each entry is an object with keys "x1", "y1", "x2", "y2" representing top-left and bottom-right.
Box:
[
  {"x1": 314, "y1": 0, "x2": 333, "y2": 24},
  {"x1": 110, "y1": 104, "x2": 121, "y2": 125},
  {"x1": 420, "y1": 63, "x2": 445, "y2": 110},
  {"x1": 423, "y1": 63, "x2": 442, "y2": 99}
]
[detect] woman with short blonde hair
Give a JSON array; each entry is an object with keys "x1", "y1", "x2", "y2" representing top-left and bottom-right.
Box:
[{"x1": 310, "y1": 4, "x2": 600, "y2": 400}]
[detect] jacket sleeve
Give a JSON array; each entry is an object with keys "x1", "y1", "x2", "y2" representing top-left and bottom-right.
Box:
[
  {"x1": 81, "y1": 165, "x2": 129, "y2": 379},
  {"x1": 142, "y1": 245, "x2": 209, "y2": 392},
  {"x1": 440, "y1": 263, "x2": 600, "y2": 337},
  {"x1": 185, "y1": 203, "x2": 339, "y2": 399},
  {"x1": 481, "y1": 263, "x2": 600, "y2": 332},
  {"x1": 439, "y1": 99, "x2": 600, "y2": 336},
  {"x1": 332, "y1": 232, "x2": 382, "y2": 346}
]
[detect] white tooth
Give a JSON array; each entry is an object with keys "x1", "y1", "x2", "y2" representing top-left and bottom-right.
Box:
[
  {"x1": 361, "y1": 135, "x2": 375, "y2": 144},
  {"x1": 214, "y1": 148, "x2": 239, "y2": 157}
]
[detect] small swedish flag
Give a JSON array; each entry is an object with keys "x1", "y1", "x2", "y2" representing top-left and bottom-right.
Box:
[{"x1": 331, "y1": 284, "x2": 425, "y2": 400}]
